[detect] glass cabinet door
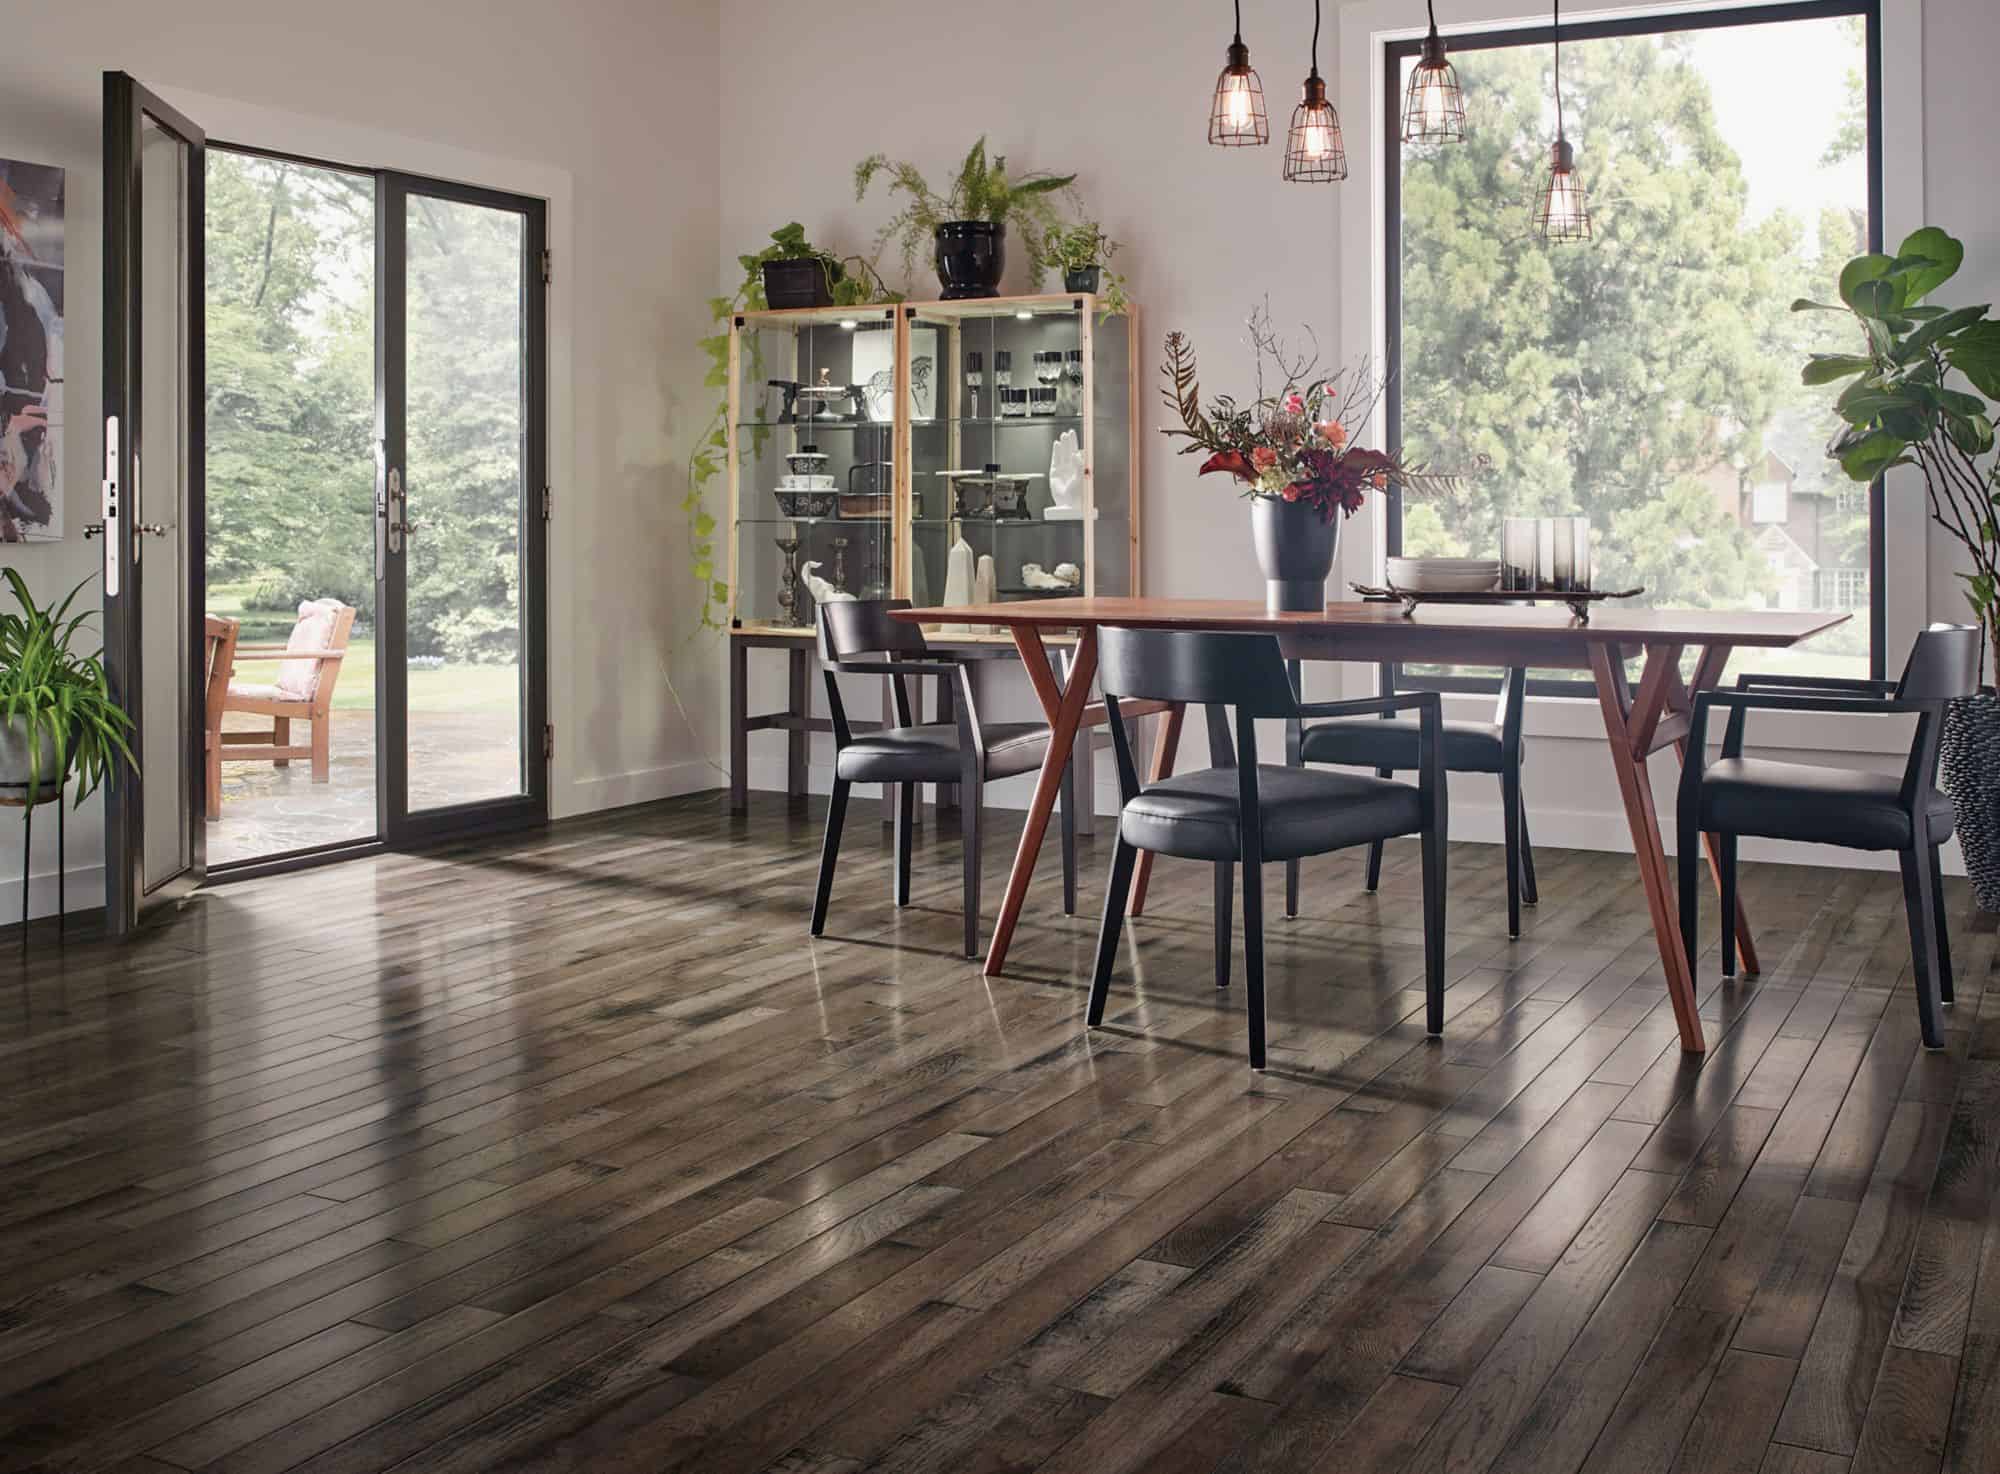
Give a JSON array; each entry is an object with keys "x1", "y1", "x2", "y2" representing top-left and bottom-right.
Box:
[
  {"x1": 731, "y1": 306, "x2": 898, "y2": 630},
  {"x1": 907, "y1": 298, "x2": 1121, "y2": 627}
]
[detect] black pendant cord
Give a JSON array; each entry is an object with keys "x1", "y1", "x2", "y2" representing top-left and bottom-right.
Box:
[
  {"x1": 1553, "y1": 0, "x2": 1566, "y2": 142},
  {"x1": 1426, "y1": 0, "x2": 1440, "y2": 43},
  {"x1": 1309, "y1": 0, "x2": 1322, "y2": 81},
  {"x1": 1234, "y1": 0, "x2": 1245, "y2": 45}
]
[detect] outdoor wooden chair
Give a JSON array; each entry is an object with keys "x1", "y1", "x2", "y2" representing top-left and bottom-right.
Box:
[{"x1": 204, "y1": 599, "x2": 355, "y2": 819}]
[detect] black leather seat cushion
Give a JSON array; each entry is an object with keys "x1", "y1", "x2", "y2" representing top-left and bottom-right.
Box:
[
  {"x1": 835, "y1": 721, "x2": 1050, "y2": 783},
  {"x1": 1119, "y1": 764, "x2": 1424, "y2": 862},
  {"x1": 1301, "y1": 715, "x2": 1506, "y2": 774},
  {"x1": 1699, "y1": 757, "x2": 1952, "y2": 851}
]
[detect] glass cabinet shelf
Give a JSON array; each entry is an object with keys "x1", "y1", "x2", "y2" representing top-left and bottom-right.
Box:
[{"x1": 725, "y1": 293, "x2": 1138, "y2": 633}]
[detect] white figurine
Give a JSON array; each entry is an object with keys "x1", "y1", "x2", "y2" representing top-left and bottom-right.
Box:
[
  {"x1": 1019, "y1": 561, "x2": 1082, "y2": 591},
  {"x1": 1046, "y1": 430, "x2": 1085, "y2": 520},
  {"x1": 800, "y1": 561, "x2": 855, "y2": 606}
]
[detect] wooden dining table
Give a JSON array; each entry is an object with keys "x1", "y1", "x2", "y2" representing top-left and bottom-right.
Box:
[{"x1": 893, "y1": 596, "x2": 1850, "y2": 1054}]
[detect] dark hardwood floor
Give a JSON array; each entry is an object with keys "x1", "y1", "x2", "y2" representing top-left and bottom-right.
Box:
[{"x1": 0, "y1": 789, "x2": 1994, "y2": 1473}]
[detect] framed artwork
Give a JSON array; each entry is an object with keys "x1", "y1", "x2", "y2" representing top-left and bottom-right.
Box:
[
  {"x1": 853, "y1": 323, "x2": 937, "y2": 424},
  {"x1": 0, "y1": 158, "x2": 63, "y2": 542}
]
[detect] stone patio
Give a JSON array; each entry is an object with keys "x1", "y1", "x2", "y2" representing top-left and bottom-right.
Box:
[{"x1": 207, "y1": 706, "x2": 522, "y2": 866}]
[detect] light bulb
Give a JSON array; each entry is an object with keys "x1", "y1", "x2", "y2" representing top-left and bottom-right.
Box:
[
  {"x1": 1223, "y1": 75, "x2": 1254, "y2": 129},
  {"x1": 1304, "y1": 118, "x2": 1332, "y2": 158}
]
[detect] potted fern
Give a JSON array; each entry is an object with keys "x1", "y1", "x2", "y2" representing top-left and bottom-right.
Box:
[
  {"x1": 854, "y1": 139, "x2": 1077, "y2": 300},
  {"x1": 0, "y1": 568, "x2": 132, "y2": 808}
]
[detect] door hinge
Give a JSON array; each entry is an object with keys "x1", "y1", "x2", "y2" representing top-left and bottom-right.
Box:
[
  {"x1": 544, "y1": 723, "x2": 555, "y2": 761},
  {"x1": 540, "y1": 485, "x2": 552, "y2": 521},
  {"x1": 539, "y1": 248, "x2": 552, "y2": 285}
]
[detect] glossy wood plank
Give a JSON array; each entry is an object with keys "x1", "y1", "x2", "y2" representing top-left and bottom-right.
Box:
[{"x1": 0, "y1": 792, "x2": 1988, "y2": 1474}]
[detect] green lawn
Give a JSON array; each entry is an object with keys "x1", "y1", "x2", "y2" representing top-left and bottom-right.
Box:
[{"x1": 209, "y1": 583, "x2": 521, "y2": 714}]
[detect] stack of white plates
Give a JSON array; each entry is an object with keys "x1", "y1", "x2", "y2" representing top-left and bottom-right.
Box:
[{"x1": 1386, "y1": 556, "x2": 1501, "y2": 593}]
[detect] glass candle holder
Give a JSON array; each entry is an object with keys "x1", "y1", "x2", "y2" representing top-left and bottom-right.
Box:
[
  {"x1": 1000, "y1": 387, "x2": 1028, "y2": 418},
  {"x1": 1501, "y1": 517, "x2": 1537, "y2": 592},
  {"x1": 1567, "y1": 517, "x2": 1592, "y2": 592},
  {"x1": 1547, "y1": 517, "x2": 1578, "y2": 591},
  {"x1": 1029, "y1": 386, "x2": 1057, "y2": 416},
  {"x1": 1534, "y1": 517, "x2": 1559, "y2": 592}
]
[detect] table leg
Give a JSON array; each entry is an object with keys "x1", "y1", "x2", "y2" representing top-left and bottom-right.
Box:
[
  {"x1": 1589, "y1": 643, "x2": 1706, "y2": 1054},
  {"x1": 1680, "y1": 646, "x2": 1759, "y2": 974},
  {"x1": 787, "y1": 648, "x2": 810, "y2": 802},
  {"x1": 728, "y1": 638, "x2": 749, "y2": 815},
  {"x1": 983, "y1": 625, "x2": 1098, "y2": 978},
  {"x1": 1127, "y1": 703, "x2": 1186, "y2": 918}
]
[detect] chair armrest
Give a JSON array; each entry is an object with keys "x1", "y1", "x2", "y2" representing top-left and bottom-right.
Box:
[
  {"x1": 231, "y1": 650, "x2": 345, "y2": 662},
  {"x1": 1733, "y1": 672, "x2": 1898, "y2": 696},
  {"x1": 1297, "y1": 692, "x2": 1440, "y2": 721},
  {"x1": 1696, "y1": 689, "x2": 1921, "y2": 718},
  {"x1": 824, "y1": 658, "x2": 961, "y2": 679}
]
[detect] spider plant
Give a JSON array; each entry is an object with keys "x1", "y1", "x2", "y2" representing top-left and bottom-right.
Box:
[{"x1": 0, "y1": 567, "x2": 133, "y2": 808}]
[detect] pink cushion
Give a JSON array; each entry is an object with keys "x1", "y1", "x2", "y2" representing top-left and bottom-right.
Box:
[{"x1": 277, "y1": 599, "x2": 342, "y2": 700}]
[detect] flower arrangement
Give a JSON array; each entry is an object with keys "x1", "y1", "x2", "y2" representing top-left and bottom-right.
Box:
[{"x1": 1160, "y1": 306, "x2": 1441, "y2": 521}]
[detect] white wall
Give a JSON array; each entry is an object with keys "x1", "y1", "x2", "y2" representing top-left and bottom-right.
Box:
[
  {"x1": 0, "y1": 0, "x2": 721, "y2": 916},
  {"x1": 718, "y1": 0, "x2": 2000, "y2": 875}
]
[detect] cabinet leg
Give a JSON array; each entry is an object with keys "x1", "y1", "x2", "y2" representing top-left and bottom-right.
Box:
[
  {"x1": 729, "y1": 638, "x2": 748, "y2": 814},
  {"x1": 787, "y1": 648, "x2": 809, "y2": 803}
]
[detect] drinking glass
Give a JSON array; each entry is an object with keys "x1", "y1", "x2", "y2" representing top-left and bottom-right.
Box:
[
  {"x1": 965, "y1": 351, "x2": 983, "y2": 419},
  {"x1": 1501, "y1": 516, "x2": 1537, "y2": 592},
  {"x1": 1547, "y1": 518, "x2": 1577, "y2": 591},
  {"x1": 1567, "y1": 518, "x2": 1592, "y2": 592},
  {"x1": 1535, "y1": 517, "x2": 1558, "y2": 591}
]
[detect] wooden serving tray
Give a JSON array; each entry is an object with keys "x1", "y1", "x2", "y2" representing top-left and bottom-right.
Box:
[{"x1": 1350, "y1": 582, "x2": 1645, "y2": 623}]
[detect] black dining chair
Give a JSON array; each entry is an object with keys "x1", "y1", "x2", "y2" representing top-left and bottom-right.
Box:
[
  {"x1": 1290, "y1": 663, "x2": 1537, "y2": 936},
  {"x1": 808, "y1": 599, "x2": 1076, "y2": 957},
  {"x1": 1087, "y1": 628, "x2": 1449, "y2": 1068},
  {"x1": 1678, "y1": 623, "x2": 1978, "y2": 1050}
]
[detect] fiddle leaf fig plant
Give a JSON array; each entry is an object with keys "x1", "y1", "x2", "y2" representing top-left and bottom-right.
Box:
[
  {"x1": 0, "y1": 568, "x2": 132, "y2": 808},
  {"x1": 1798, "y1": 226, "x2": 2000, "y2": 679},
  {"x1": 686, "y1": 225, "x2": 895, "y2": 632}
]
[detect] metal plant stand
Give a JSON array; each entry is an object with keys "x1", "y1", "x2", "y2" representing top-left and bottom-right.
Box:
[{"x1": 2, "y1": 774, "x2": 66, "y2": 950}]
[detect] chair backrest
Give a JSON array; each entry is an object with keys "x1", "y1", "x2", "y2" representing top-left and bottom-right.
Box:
[
  {"x1": 1895, "y1": 623, "x2": 1980, "y2": 703},
  {"x1": 818, "y1": 598, "x2": 928, "y2": 666},
  {"x1": 277, "y1": 599, "x2": 354, "y2": 702},
  {"x1": 203, "y1": 616, "x2": 240, "y2": 731},
  {"x1": 1097, "y1": 628, "x2": 1299, "y2": 718}
]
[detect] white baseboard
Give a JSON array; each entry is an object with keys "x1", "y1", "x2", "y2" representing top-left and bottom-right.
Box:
[
  {"x1": 735, "y1": 763, "x2": 1961, "y2": 878},
  {"x1": 561, "y1": 759, "x2": 721, "y2": 819},
  {"x1": 0, "y1": 861, "x2": 105, "y2": 924}
]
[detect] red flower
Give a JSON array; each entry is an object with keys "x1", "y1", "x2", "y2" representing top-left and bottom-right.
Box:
[
  {"x1": 1251, "y1": 446, "x2": 1279, "y2": 472},
  {"x1": 1198, "y1": 450, "x2": 1259, "y2": 485},
  {"x1": 1280, "y1": 483, "x2": 1302, "y2": 502},
  {"x1": 1283, "y1": 391, "x2": 1305, "y2": 414}
]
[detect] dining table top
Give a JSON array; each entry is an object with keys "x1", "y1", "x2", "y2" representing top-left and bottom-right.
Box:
[{"x1": 894, "y1": 597, "x2": 1851, "y2": 650}]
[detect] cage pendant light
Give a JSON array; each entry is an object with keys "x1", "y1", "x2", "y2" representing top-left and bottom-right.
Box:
[
  {"x1": 1209, "y1": 0, "x2": 1269, "y2": 145},
  {"x1": 1533, "y1": 0, "x2": 1592, "y2": 240},
  {"x1": 1284, "y1": 0, "x2": 1346, "y2": 182},
  {"x1": 1402, "y1": 0, "x2": 1466, "y2": 143}
]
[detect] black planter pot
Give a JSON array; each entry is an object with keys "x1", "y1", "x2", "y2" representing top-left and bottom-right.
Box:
[
  {"x1": 1249, "y1": 496, "x2": 1339, "y2": 614},
  {"x1": 1064, "y1": 265, "x2": 1102, "y2": 295},
  {"x1": 762, "y1": 257, "x2": 834, "y2": 309},
  {"x1": 1942, "y1": 689, "x2": 2000, "y2": 910},
  {"x1": 935, "y1": 221, "x2": 1005, "y2": 300}
]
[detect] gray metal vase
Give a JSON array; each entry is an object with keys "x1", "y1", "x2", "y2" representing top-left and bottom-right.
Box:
[
  {"x1": 1249, "y1": 496, "x2": 1340, "y2": 614},
  {"x1": 0, "y1": 715, "x2": 64, "y2": 802}
]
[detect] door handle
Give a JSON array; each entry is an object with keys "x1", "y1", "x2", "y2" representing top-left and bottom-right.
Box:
[
  {"x1": 381, "y1": 466, "x2": 406, "y2": 555},
  {"x1": 102, "y1": 417, "x2": 120, "y2": 595},
  {"x1": 135, "y1": 523, "x2": 170, "y2": 538}
]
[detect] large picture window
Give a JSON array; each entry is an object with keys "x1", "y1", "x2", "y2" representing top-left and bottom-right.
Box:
[{"x1": 1385, "y1": 0, "x2": 1882, "y2": 690}]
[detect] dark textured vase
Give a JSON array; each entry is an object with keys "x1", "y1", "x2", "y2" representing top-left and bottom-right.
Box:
[
  {"x1": 935, "y1": 222, "x2": 1005, "y2": 299},
  {"x1": 1249, "y1": 496, "x2": 1339, "y2": 614},
  {"x1": 1942, "y1": 690, "x2": 2000, "y2": 910}
]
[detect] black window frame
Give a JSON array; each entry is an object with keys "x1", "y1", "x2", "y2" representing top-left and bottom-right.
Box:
[{"x1": 1382, "y1": 0, "x2": 1885, "y2": 697}]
